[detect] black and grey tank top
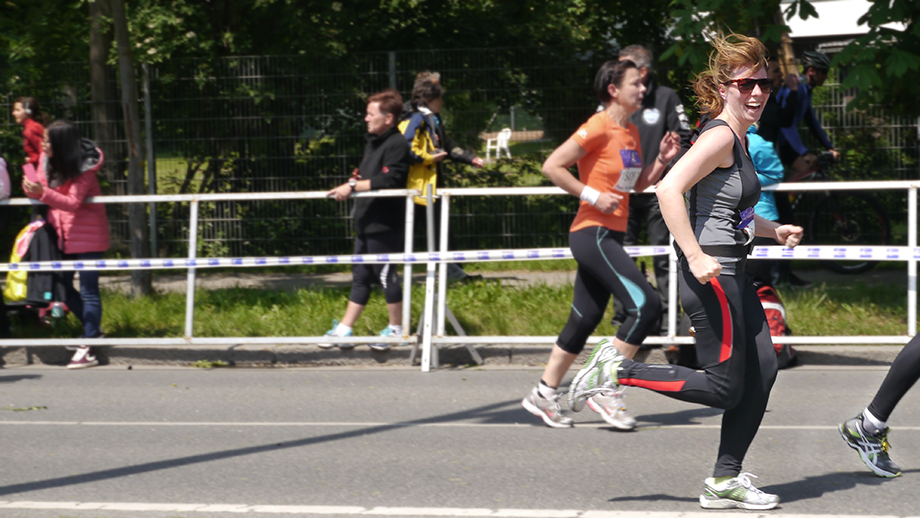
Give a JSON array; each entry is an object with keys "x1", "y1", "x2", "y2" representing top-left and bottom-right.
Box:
[{"x1": 686, "y1": 119, "x2": 761, "y2": 272}]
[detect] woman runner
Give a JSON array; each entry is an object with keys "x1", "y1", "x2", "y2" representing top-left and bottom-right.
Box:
[{"x1": 567, "y1": 34, "x2": 803, "y2": 510}]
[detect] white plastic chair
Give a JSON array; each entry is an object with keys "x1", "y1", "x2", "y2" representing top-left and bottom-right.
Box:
[{"x1": 486, "y1": 128, "x2": 512, "y2": 160}]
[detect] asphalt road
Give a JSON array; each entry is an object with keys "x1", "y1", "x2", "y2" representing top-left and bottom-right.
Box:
[{"x1": 0, "y1": 365, "x2": 918, "y2": 518}]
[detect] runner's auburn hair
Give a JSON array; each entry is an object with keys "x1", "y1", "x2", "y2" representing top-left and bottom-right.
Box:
[{"x1": 694, "y1": 33, "x2": 769, "y2": 118}]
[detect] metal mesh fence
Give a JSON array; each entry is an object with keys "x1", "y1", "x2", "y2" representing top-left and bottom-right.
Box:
[{"x1": 1, "y1": 47, "x2": 917, "y2": 260}]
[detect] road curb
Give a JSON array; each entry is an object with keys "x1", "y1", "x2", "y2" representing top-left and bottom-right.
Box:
[{"x1": 1, "y1": 343, "x2": 904, "y2": 369}]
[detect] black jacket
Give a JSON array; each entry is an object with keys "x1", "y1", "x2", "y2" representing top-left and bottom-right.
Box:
[
  {"x1": 757, "y1": 88, "x2": 797, "y2": 144},
  {"x1": 628, "y1": 76, "x2": 693, "y2": 175},
  {"x1": 353, "y1": 127, "x2": 410, "y2": 235},
  {"x1": 21, "y1": 222, "x2": 69, "y2": 307}
]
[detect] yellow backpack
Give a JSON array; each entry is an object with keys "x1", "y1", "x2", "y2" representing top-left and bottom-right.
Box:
[
  {"x1": 398, "y1": 114, "x2": 439, "y2": 206},
  {"x1": 3, "y1": 221, "x2": 45, "y2": 303}
]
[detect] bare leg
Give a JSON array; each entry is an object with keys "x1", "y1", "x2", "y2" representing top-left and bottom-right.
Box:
[
  {"x1": 341, "y1": 302, "x2": 365, "y2": 327},
  {"x1": 386, "y1": 302, "x2": 402, "y2": 327},
  {"x1": 541, "y1": 344, "x2": 579, "y2": 388}
]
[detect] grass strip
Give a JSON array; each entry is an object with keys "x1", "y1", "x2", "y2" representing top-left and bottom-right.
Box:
[{"x1": 9, "y1": 275, "x2": 916, "y2": 340}]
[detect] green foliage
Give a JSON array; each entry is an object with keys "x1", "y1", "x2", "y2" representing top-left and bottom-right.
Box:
[{"x1": 833, "y1": 0, "x2": 920, "y2": 117}]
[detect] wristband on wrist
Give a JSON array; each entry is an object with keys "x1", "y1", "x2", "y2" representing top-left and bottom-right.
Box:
[
  {"x1": 579, "y1": 185, "x2": 601, "y2": 206},
  {"x1": 656, "y1": 155, "x2": 668, "y2": 165}
]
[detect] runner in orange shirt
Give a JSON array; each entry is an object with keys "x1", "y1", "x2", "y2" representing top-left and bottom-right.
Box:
[{"x1": 521, "y1": 59, "x2": 679, "y2": 429}]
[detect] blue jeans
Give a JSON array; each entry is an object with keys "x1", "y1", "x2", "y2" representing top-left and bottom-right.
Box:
[{"x1": 63, "y1": 251, "x2": 104, "y2": 339}]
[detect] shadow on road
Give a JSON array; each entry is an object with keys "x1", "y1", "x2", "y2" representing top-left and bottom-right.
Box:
[
  {"x1": 636, "y1": 407, "x2": 724, "y2": 427},
  {"x1": 608, "y1": 493, "x2": 697, "y2": 504},
  {"x1": 0, "y1": 398, "x2": 523, "y2": 496},
  {"x1": 764, "y1": 469, "x2": 919, "y2": 504},
  {"x1": 0, "y1": 374, "x2": 42, "y2": 384}
]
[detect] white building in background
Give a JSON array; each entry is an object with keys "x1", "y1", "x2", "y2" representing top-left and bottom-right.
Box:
[{"x1": 783, "y1": 0, "x2": 906, "y2": 52}]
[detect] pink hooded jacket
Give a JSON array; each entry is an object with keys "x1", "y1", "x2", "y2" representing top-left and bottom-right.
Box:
[{"x1": 27, "y1": 140, "x2": 110, "y2": 255}]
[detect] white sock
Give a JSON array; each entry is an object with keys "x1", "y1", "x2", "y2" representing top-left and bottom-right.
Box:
[
  {"x1": 335, "y1": 323, "x2": 352, "y2": 335},
  {"x1": 388, "y1": 324, "x2": 403, "y2": 335},
  {"x1": 538, "y1": 381, "x2": 557, "y2": 399},
  {"x1": 863, "y1": 408, "x2": 886, "y2": 433}
]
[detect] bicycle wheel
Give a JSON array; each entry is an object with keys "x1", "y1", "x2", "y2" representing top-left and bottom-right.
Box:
[{"x1": 807, "y1": 191, "x2": 891, "y2": 274}]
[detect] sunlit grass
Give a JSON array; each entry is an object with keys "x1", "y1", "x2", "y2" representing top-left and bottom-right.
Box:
[{"x1": 10, "y1": 273, "x2": 914, "y2": 340}]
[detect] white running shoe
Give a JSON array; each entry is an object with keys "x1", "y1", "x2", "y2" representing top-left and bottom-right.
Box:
[
  {"x1": 521, "y1": 386, "x2": 573, "y2": 428},
  {"x1": 370, "y1": 326, "x2": 408, "y2": 351},
  {"x1": 587, "y1": 390, "x2": 636, "y2": 430},
  {"x1": 568, "y1": 339, "x2": 625, "y2": 412},
  {"x1": 700, "y1": 473, "x2": 780, "y2": 510},
  {"x1": 318, "y1": 319, "x2": 354, "y2": 349}
]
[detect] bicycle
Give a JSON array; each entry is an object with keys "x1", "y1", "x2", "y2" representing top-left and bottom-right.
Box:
[{"x1": 785, "y1": 151, "x2": 891, "y2": 274}]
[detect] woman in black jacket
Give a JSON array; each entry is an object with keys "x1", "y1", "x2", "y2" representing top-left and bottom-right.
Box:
[{"x1": 321, "y1": 89, "x2": 410, "y2": 351}]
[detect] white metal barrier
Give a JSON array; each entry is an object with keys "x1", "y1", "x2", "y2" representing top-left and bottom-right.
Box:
[
  {"x1": 424, "y1": 182, "x2": 920, "y2": 371},
  {"x1": 0, "y1": 181, "x2": 917, "y2": 373}
]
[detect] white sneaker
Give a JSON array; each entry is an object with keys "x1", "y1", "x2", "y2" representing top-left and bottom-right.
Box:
[
  {"x1": 700, "y1": 473, "x2": 780, "y2": 510},
  {"x1": 521, "y1": 386, "x2": 573, "y2": 428},
  {"x1": 370, "y1": 326, "x2": 407, "y2": 351},
  {"x1": 587, "y1": 391, "x2": 636, "y2": 430},
  {"x1": 67, "y1": 346, "x2": 98, "y2": 369},
  {"x1": 318, "y1": 319, "x2": 354, "y2": 349}
]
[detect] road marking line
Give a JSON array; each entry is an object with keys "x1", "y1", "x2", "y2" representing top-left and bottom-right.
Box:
[
  {"x1": 0, "y1": 501, "x2": 914, "y2": 517},
  {"x1": 0, "y1": 420, "x2": 919, "y2": 431}
]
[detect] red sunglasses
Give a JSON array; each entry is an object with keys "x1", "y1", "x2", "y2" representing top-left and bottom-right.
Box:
[{"x1": 724, "y1": 77, "x2": 772, "y2": 94}]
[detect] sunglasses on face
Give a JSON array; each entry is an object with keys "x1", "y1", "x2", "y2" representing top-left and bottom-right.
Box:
[{"x1": 724, "y1": 77, "x2": 772, "y2": 94}]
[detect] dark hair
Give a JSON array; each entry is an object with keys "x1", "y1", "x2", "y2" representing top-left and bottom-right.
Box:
[
  {"x1": 367, "y1": 89, "x2": 403, "y2": 121},
  {"x1": 15, "y1": 96, "x2": 40, "y2": 118},
  {"x1": 413, "y1": 70, "x2": 441, "y2": 88},
  {"x1": 619, "y1": 45, "x2": 653, "y2": 69},
  {"x1": 594, "y1": 59, "x2": 638, "y2": 104},
  {"x1": 46, "y1": 120, "x2": 84, "y2": 185},
  {"x1": 411, "y1": 80, "x2": 444, "y2": 108}
]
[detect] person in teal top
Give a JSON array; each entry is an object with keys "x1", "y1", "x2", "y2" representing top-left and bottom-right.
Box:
[
  {"x1": 748, "y1": 125, "x2": 783, "y2": 221},
  {"x1": 746, "y1": 124, "x2": 786, "y2": 285}
]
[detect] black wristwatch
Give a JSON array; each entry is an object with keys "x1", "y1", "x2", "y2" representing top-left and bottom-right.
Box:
[{"x1": 348, "y1": 178, "x2": 357, "y2": 192}]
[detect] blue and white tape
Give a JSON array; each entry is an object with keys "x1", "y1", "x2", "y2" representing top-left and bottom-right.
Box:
[{"x1": 0, "y1": 246, "x2": 915, "y2": 272}]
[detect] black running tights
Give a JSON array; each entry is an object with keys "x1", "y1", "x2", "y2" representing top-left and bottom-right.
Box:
[
  {"x1": 556, "y1": 226, "x2": 660, "y2": 354},
  {"x1": 867, "y1": 334, "x2": 920, "y2": 422},
  {"x1": 617, "y1": 264, "x2": 778, "y2": 477},
  {"x1": 349, "y1": 231, "x2": 403, "y2": 306}
]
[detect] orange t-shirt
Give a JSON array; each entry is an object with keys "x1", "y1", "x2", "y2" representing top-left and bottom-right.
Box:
[{"x1": 569, "y1": 112, "x2": 644, "y2": 233}]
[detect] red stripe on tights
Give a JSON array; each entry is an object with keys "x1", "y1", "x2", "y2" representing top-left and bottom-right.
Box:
[
  {"x1": 710, "y1": 277, "x2": 733, "y2": 362},
  {"x1": 620, "y1": 378, "x2": 686, "y2": 392}
]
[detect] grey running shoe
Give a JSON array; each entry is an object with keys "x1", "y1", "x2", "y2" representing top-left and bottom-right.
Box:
[
  {"x1": 521, "y1": 386, "x2": 573, "y2": 429},
  {"x1": 587, "y1": 390, "x2": 636, "y2": 430},
  {"x1": 567, "y1": 339, "x2": 624, "y2": 412},
  {"x1": 839, "y1": 413, "x2": 902, "y2": 477},
  {"x1": 700, "y1": 473, "x2": 779, "y2": 510}
]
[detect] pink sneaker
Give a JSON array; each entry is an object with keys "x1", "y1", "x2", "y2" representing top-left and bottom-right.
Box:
[{"x1": 67, "y1": 346, "x2": 99, "y2": 369}]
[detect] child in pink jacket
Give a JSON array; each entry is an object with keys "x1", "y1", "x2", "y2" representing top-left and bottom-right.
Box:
[{"x1": 22, "y1": 119, "x2": 110, "y2": 369}]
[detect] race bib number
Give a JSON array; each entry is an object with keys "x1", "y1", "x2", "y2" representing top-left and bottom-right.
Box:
[
  {"x1": 738, "y1": 206, "x2": 756, "y2": 244},
  {"x1": 614, "y1": 149, "x2": 643, "y2": 192}
]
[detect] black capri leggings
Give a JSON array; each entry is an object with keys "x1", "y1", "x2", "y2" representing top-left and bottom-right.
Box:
[
  {"x1": 616, "y1": 262, "x2": 778, "y2": 477},
  {"x1": 556, "y1": 226, "x2": 660, "y2": 354},
  {"x1": 349, "y1": 231, "x2": 403, "y2": 306}
]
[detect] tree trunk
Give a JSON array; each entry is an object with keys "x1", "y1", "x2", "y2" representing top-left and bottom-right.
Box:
[
  {"x1": 89, "y1": 0, "x2": 115, "y2": 184},
  {"x1": 111, "y1": 0, "x2": 152, "y2": 296}
]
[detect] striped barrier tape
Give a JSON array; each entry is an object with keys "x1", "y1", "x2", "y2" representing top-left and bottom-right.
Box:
[{"x1": 0, "y1": 246, "x2": 916, "y2": 272}]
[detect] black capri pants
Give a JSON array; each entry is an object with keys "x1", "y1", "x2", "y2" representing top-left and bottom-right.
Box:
[
  {"x1": 349, "y1": 231, "x2": 403, "y2": 306},
  {"x1": 556, "y1": 226, "x2": 660, "y2": 354}
]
